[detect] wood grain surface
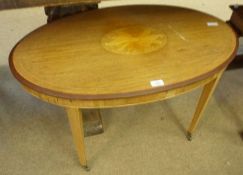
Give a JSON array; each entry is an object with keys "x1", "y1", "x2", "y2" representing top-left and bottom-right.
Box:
[
  {"x1": 10, "y1": 5, "x2": 238, "y2": 101},
  {"x1": 0, "y1": 0, "x2": 101, "y2": 10}
]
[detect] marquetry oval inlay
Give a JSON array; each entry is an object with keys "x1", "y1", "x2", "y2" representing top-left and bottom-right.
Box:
[{"x1": 101, "y1": 26, "x2": 167, "y2": 55}]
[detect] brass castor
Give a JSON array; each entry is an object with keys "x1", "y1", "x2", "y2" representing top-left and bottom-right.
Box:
[
  {"x1": 186, "y1": 132, "x2": 192, "y2": 141},
  {"x1": 82, "y1": 165, "x2": 90, "y2": 171}
]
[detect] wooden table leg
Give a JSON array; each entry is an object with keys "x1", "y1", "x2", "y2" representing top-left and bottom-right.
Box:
[
  {"x1": 187, "y1": 72, "x2": 223, "y2": 140},
  {"x1": 83, "y1": 109, "x2": 104, "y2": 137},
  {"x1": 66, "y1": 108, "x2": 89, "y2": 170}
]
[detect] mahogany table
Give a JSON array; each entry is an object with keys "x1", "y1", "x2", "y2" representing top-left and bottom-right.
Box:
[
  {"x1": 0, "y1": 0, "x2": 101, "y2": 10},
  {"x1": 9, "y1": 5, "x2": 238, "y2": 169},
  {"x1": 227, "y1": 5, "x2": 243, "y2": 69}
]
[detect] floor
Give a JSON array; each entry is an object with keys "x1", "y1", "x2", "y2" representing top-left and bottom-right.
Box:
[
  {"x1": 1, "y1": 64, "x2": 243, "y2": 175},
  {"x1": 1, "y1": 4, "x2": 243, "y2": 175}
]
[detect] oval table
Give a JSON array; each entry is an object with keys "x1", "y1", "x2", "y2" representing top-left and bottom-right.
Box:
[{"x1": 9, "y1": 5, "x2": 238, "y2": 169}]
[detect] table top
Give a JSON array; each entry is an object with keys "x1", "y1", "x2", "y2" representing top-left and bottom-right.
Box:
[{"x1": 10, "y1": 5, "x2": 238, "y2": 100}]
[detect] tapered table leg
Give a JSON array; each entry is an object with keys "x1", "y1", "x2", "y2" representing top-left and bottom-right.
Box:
[
  {"x1": 187, "y1": 73, "x2": 223, "y2": 140},
  {"x1": 66, "y1": 108, "x2": 89, "y2": 170}
]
